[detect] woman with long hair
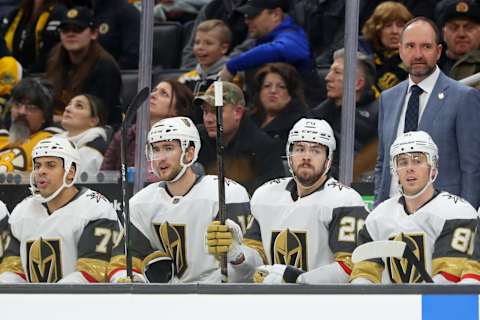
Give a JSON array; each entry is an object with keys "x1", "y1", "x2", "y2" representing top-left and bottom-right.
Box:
[
  {"x1": 250, "y1": 62, "x2": 307, "y2": 155},
  {"x1": 59, "y1": 93, "x2": 107, "y2": 175},
  {"x1": 46, "y1": 6, "x2": 121, "y2": 126},
  {"x1": 360, "y1": 1, "x2": 413, "y2": 93},
  {"x1": 101, "y1": 79, "x2": 194, "y2": 171}
]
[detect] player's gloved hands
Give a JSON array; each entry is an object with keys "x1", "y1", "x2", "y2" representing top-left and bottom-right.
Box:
[
  {"x1": 206, "y1": 219, "x2": 243, "y2": 263},
  {"x1": 254, "y1": 264, "x2": 304, "y2": 284},
  {"x1": 254, "y1": 264, "x2": 287, "y2": 284},
  {"x1": 111, "y1": 271, "x2": 146, "y2": 283}
]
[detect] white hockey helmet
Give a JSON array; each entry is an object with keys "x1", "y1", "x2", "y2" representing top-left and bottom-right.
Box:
[
  {"x1": 286, "y1": 118, "x2": 336, "y2": 181},
  {"x1": 390, "y1": 131, "x2": 438, "y2": 199},
  {"x1": 390, "y1": 131, "x2": 438, "y2": 171},
  {"x1": 29, "y1": 136, "x2": 81, "y2": 203},
  {"x1": 146, "y1": 116, "x2": 200, "y2": 182}
]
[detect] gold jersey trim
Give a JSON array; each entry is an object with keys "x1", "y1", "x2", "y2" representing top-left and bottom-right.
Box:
[
  {"x1": 432, "y1": 257, "x2": 467, "y2": 279},
  {"x1": 350, "y1": 261, "x2": 383, "y2": 284},
  {"x1": 335, "y1": 252, "x2": 353, "y2": 271},
  {"x1": 0, "y1": 256, "x2": 24, "y2": 275},
  {"x1": 107, "y1": 255, "x2": 143, "y2": 278},
  {"x1": 77, "y1": 258, "x2": 109, "y2": 283},
  {"x1": 461, "y1": 260, "x2": 480, "y2": 278},
  {"x1": 243, "y1": 238, "x2": 268, "y2": 264}
]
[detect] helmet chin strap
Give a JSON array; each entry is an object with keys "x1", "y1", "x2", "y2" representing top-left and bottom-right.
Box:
[
  {"x1": 30, "y1": 169, "x2": 75, "y2": 203},
  {"x1": 399, "y1": 167, "x2": 438, "y2": 200},
  {"x1": 151, "y1": 147, "x2": 192, "y2": 183}
]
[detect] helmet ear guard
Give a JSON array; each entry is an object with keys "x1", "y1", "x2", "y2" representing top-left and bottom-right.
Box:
[
  {"x1": 147, "y1": 117, "x2": 201, "y2": 182},
  {"x1": 286, "y1": 118, "x2": 336, "y2": 185},
  {"x1": 29, "y1": 136, "x2": 81, "y2": 203}
]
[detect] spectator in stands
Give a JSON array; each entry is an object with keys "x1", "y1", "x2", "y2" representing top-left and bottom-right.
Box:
[
  {"x1": 46, "y1": 6, "x2": 122, "y2": 126},
  {"x1": 218, "y1": 0, "x2": 323, "y2": 107},
  {"x1": 195, "y1": 81, "x2": 284, "y2": 193},
  {"x1": 178, "y1": 19, "x2": 240, "y2": 123},
  {"x1": 360, "y1": 1, "x2": 413, "y2": 94},
  {"x1": 0, "y1": 0, "x2": 69, "y2": 72},
  {"x1": 84, "y1": 0, "x2": 140, "y2": 69},
  {"x1": 0, "y1": 78, "x2": 61, "y2": 172},
  {"x1": 0, "y1": 40, "x2": 22, "y2": 112},
  {"x1": 181, "y1": 0, "x2": 250, "y2": 69},
  {"x1": 250, "y1": 62, "x2": 307, "y2": 156},
  {"x1": 218, "y1": 0, "x2": 312, "y2": 81},
  {"x1": 311, "y1": 49, "x2": 378, "y2": 179},
  {"x1": 436, "y1": 0, "x2": 480, "y2": 88},
  {"x1": 101, "y1": 79, "x2": 194, "y2": 171},
  {"x1": 59, "y1": 93, "x2": 107, "y2": 175}
]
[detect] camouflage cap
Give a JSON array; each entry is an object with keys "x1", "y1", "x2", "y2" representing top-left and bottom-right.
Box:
[{"x1": 193, "y1": 81, "x2": 245, "y2": 108}]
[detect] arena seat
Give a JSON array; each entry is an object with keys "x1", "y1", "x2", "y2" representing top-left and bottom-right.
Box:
[
  {"x1": 120, "y1": 70, "x2": 139, "y2": 111},
  {"x1": 153, "y1": 22, "x2": 183, "y2": 69}
]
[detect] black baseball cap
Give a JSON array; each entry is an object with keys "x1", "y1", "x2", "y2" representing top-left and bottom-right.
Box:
[
  {"x1": 236, "y1": 0, "x2": 286, "y2": 18},
  {"x1": 435, "y1": 0, "x2": 480, "y2": 27},
  {"x1": 59, "y1": 6, "x2": 95, "y2": 30}
]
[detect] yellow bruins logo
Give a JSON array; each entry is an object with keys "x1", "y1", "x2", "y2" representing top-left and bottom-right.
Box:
[
  {"x1": 99, "y1": 23, "x2": 109, "y2": 34},
  {"x1": 26, "y1": 238, "x2": 62, "y2": 283},
  {"x1": 0, "y1": 147, "x2": 27, "y2": 172},
  {"x1": 378, "y1": 72, "x2": 400, "y2": 90},
  {"x1": 67, "y1": 9, "x2": 78, "y2": 18},
  {"x1": 271, "y1": 229, "x2": 308, "y2": 271},
  {"x1": 155, "y1": 222, "x2": 187, "y2": 278},
  {"x1": 387, "y1": 233, "x2": 426, "y2": 283},
  {"x1": 456, "y1": 2, "x2": 469, "y2": 13}
]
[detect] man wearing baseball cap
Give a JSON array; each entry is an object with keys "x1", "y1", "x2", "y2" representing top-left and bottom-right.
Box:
[
  {"x1": 218, "y1": 0, "x2": 313, "y2": 82},
  {"x1": 436, "y1": 0, "x2": 480, "y2": 88},
  {"x1": 194, "y1": 81, "x2": 284, "y2": 193}
]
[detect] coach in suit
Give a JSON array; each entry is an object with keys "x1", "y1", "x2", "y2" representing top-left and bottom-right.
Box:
[{"x1": 375, "y1": 17, "x2": 480, "y2": 208}]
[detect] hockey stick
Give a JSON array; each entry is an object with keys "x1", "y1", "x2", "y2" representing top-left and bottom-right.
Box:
[
  {"x1": 352, "y1": 240, "x2": 433, "y2": 283},
  {"x1": 120, "y1": 86, "x2": 150, "y2": 281},
  {"x1": 214, "y1": 81, "x2": 228, "y2": 283}
]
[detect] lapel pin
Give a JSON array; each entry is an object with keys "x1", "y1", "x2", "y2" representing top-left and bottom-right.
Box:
[{"x1": 438, "y1": 92, "x2": 445, "y2": 100}]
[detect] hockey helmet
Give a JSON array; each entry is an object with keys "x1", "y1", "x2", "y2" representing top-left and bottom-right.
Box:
[
  {"x1": 390, "y1": 131, "x2": 439, "y2": 199},
  {"x1": 390, "y1": 131, "x2": 438, "y2": 172},
  {"x1": 29, "y1": 136, "x2": 81, "y2": 203},
  {"x1": 146, "y1": 116, "x2": 201, "y2": 182},
  {"x1": 286, "y1": 118, "x2": 336, "y2": 160}
]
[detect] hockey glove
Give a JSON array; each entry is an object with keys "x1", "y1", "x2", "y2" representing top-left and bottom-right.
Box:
[
  {"x1": 206, "y1": 219, "x2": 243, "y2": 263},
  {"x1": 142, "y1": 251, "x2": 176, "y2": 283},
  {"x1": 253, "y1": 264, "x2": 304, "y2": 284},
  {"x1": 111, "y1": 272, "x2": 147, "y2": 283}
]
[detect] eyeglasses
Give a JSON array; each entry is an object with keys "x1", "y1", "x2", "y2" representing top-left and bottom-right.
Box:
[
  {"x1": 59, "y1": 25, "x2": 88, "y2": 34},
  {"x1": 11, "y1": 102, "x2": 41, "y2": 113}
]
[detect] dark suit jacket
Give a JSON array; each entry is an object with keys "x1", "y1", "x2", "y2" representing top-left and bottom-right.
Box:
[{"x1": 375, "y1": 70, "x2": 480, "y2": 209}]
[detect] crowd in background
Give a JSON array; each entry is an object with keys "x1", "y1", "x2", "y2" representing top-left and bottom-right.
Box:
[{"x1": 0, "y1": 0, "x2": 479, "y2": 197}]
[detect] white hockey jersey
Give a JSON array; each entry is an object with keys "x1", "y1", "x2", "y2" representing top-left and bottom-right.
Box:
[
  {"x1": 2, "y1": 188, "x2": 119, "y2": 283},
  {"x1": 246, "y1": 177, "x2": 368, "y2": 273},
  {"x1": 108, "y1": 175, "x2": 251, "y2": 283},
  {"x1": 351, "y1": 192, "x2": 478, "y2": 283}
]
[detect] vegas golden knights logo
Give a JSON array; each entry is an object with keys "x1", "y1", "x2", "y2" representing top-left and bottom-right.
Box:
[
  {"x1": 26, "y1": 238, "x2": 62, "y2": 283},
  {"x1": 154, "y1": 222, "x2": 187, "y2": 278},
  {"x1": 387, "y1": 233, "x2": 426, "y2": 283},
  {"x1": 271, "y1": 229, "x2": 308, "y2": 271}
]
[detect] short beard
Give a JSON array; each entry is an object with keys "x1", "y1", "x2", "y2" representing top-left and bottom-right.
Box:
[{"x1": 9, "y1": 118, "x2": 31, "y2": 144}]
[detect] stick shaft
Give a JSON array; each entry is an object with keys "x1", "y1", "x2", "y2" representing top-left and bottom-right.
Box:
[{"x1": 215, "y1": 81, "x2": 228, "y2": 282}]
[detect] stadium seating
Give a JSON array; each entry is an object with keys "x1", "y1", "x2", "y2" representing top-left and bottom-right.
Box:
[{"x1": 153, "y1": 22, "x2": 184, "y2": 69}]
